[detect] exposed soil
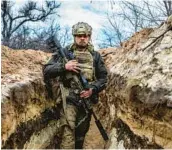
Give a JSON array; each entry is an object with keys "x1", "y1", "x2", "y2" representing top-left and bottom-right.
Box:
[
  {"x1": 1, "y1": 46, "x2": 51, "y2": 84},
  {"x1": 84, "y1": 117, "x2": 105, "y2": 149},
  {"x1": 99, "y1": 28, "x2": 153, "y2": 69},
  {"x1": 1, "y1": 27, "x2": 153, "y2": 149},
  {"x1": 1, "y1": 45, "x2": 105, "y2": 149}
]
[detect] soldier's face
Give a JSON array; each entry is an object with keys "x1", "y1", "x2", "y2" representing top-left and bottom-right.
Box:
[{"x1": 74, "y1": 34, "x2": 90, "y2": 48}]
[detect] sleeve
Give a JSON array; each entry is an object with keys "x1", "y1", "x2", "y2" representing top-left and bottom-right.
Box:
[
  {"x1": 43, "y1": 52, "x2": 66, "y2": 79},
  {"x1": 91, "y1": 52, "x2": 108, "y2": 93}
]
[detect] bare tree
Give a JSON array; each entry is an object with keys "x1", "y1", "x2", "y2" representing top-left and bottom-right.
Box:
[
  {"x1": 9, "y1": 20, "x2": 72, "y2": 52},
  {"x1": 117, "y1": 1, "x2": 166, "y2": 32},
  {"x1": 28, "y1": 21, "x2": 62, "y2": 51},
  {"x1": 101, "y1": 29, "x2": 115, "y2": 48},
  {"x1": 1, "y1": 0, "x2": 61, "y2": 46},
  {"x1": 100, "y1": 0, "x2": 171, "y2": 48},
  {"x1": 163, "y1": 0, "x2": 172, "y2": 16},
  {"x1": 9, "y1": 20, "x2": 61, "y2": 51},
  {"x1": 57, "y1": 26, "x2": 72, "y2": 47},
  {"x1": 10, "y1": 25, "x2": 30, "y2": 49},
  {"x1": 107, "y1": 14, "x2": 124, "y2": 45},
  {"x1": 98, "y1": 24, "x2": 125, "y2": 48}
]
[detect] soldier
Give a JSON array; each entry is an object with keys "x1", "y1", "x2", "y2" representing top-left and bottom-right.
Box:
[{"x1": 43, "y1": 22, "x2": 107, "y2": 149}]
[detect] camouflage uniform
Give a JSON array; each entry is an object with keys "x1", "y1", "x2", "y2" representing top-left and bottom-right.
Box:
[{"x1": 43, "y1": 22, "x2": 107, "y2": 149}]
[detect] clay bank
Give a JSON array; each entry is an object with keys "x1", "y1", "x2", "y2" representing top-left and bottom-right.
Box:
[{"x1": 1, "y1": 16, "x2": 172, "y2": 149}]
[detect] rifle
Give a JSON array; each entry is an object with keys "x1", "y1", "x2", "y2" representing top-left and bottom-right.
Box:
[{"x1": 49, "y1": 36, "x2": 109, "y2": 141}]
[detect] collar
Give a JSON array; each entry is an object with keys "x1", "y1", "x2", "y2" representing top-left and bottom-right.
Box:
[{"x1": 68, "y1": 42, "x2": 94, "y2": 53}]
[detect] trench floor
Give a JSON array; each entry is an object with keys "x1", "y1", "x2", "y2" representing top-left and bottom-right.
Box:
[{"x1": 84, "y1": 116, "x2": 105, "y2": 149}]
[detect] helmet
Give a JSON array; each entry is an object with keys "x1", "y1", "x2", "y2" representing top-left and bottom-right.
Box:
[{"x1": 72, "y1": 22, "x2": 92, "y2": 36}]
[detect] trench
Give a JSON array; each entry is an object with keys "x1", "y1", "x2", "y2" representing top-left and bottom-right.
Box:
[
  {"x1": 1, "y1": 76, "x2": 107, "y2": 149},
  {"x1": 84, "y1": 116, "x2": 106, "y2": 149},
  {"x1": 2, "y1": 75, "x2": 167, "y2": 149},
  {"x1": 2, "y1": 16, "x2": 172, "y2": 149}
]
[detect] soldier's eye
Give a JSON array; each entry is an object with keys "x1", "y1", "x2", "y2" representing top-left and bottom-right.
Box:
[{"x1": 76, "y1": 35, "x2": 88, "y2": 38}]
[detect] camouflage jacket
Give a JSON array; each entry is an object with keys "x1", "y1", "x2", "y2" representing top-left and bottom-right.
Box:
[{"x1": 43, "y1": 43, "x2": 107, "y2": 98}]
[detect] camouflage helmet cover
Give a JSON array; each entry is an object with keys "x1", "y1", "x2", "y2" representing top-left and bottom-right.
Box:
[{"x1": 72, "y1": 22, "x2": 92, "y2": 36}]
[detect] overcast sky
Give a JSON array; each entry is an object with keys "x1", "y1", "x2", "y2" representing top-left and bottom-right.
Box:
[
  {"x1": 11, "y1": 0, "x2": 160, "y2": 49},
  {"x1": 58, "y1": 1, "x2": 112, "y2": 48},
  {"x1": 14, "y1": 0, "x2": 118, "y2": 49}
]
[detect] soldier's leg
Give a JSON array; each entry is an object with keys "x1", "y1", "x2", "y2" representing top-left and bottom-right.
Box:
[
  {"x1": 60, "y1": 125, "x2": 75, "y2": 149},
  {"x1": 60, "y1": 104, "x2": 77, "y2": 149},
  {"x1": 75, "y1": 108, "x2": 92, "y2": 149}
]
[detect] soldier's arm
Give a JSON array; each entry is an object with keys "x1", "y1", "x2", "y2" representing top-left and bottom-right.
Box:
[
  {"x1": 43, "y1": 53, "x2": 66, "y2": 79},
  {"x1": 91, "y1": 52, "x2": 108, "y2": 93}
]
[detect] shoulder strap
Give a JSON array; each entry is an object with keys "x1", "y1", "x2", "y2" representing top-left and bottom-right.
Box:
[{"x1": 66, "y1": 43, "x2": 94, "y2": 57}]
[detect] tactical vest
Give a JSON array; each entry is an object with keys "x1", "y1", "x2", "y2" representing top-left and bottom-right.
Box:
[
  {"x1": 69, "y1": 43, "x2": 94, "y2": 82},
  {"x1": 74, "y1": 51, "x2": 93, "y2": 82}
]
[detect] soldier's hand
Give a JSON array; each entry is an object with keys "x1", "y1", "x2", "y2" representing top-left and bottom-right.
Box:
[
  {"x1": 80, "y1": 89, "x2": 93, "y2": 98},
  {"x1": 65, "y1": 60, "x2": 81, "y2": 73}
]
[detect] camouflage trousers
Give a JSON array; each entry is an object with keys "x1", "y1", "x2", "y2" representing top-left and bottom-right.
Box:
[{"x1": 59, "y1": 103, "x2": 92, "y2": 149}]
